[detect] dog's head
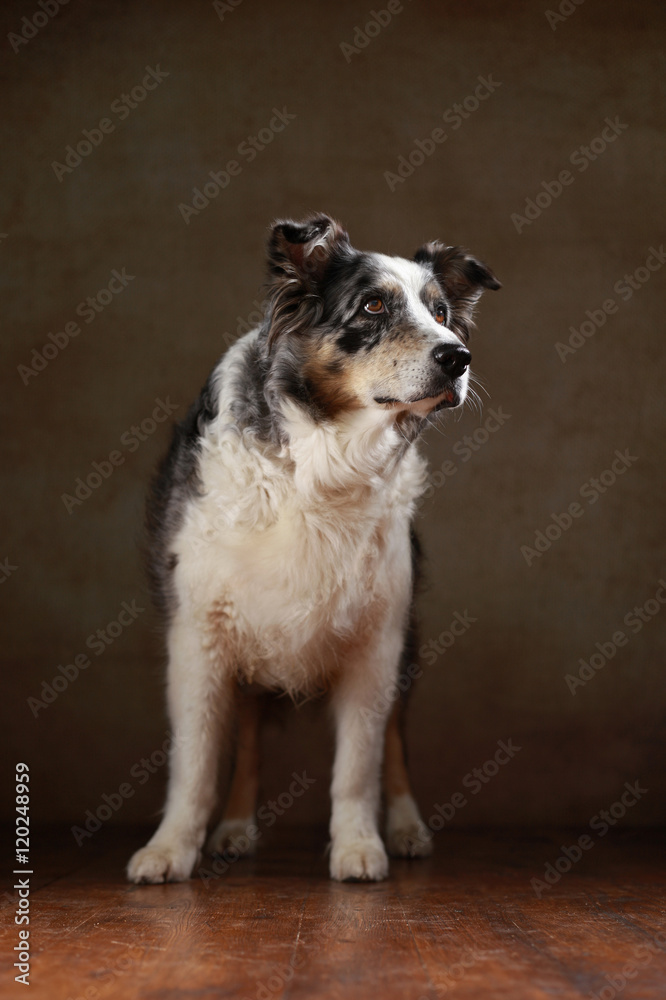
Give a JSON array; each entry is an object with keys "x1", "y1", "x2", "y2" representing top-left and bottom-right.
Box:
[{"x1": 262, "y1": 214, "x2": 500, "y2": 423}]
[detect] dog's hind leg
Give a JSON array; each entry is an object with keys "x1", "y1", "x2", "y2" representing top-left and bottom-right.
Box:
[
  {"x1": 127, "y1": 613, "x2": 233, "y2": 883},
  {"x1": 383, "y1": 698, "x2": 433, "y2": 858},
  {"x1": 206, "y1": 691, "x2": 260, "y2": 857}
]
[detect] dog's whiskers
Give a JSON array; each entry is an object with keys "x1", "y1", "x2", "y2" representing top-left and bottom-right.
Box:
[{"x1": 468, "y1": 370, "x2": 491, "y2": 399}]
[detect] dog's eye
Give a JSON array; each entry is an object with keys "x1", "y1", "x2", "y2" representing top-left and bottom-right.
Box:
[
  {"x1": 435, "y1": 304, "x2": 447, "y2": 325},
  {"x1": 363, "y1": 297, "x2": 385, "y2": 315}
]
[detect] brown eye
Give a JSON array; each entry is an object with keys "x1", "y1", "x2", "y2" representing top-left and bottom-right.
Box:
[
  {"x1": 435, "y1": 304, "x2": 447, "y2": 325},
  {"x1": 364, "y1": 297, "x2": 385, "y2": 314}
]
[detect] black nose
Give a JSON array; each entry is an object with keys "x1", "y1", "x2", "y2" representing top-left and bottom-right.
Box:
[{"x1": 432, "y1": 344, "x2": 472, "y2": 379}]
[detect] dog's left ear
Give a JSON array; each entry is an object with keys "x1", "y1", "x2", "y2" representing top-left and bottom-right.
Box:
[
  {"x1": 265, "y1": 214, "x2": 352, "y2": 347},
  {"x1": 414, "y1": 242, "x2": 500, "y2": 340}
]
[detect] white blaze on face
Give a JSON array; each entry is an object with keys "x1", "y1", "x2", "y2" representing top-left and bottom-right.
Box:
[
  {"x1": 373, "y1": 254, "x2": 462, "y2": 347},
  {"x1": 359, "y1": 253, "x2": 469, "y2": 411}
]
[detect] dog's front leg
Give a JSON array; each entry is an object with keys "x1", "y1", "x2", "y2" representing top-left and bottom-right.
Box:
[
  {"x1": 329, "y1": 625, "x2": 404, "y2": 882},
  {"x1": 127, "y1": 613, "x2": 233, "y2": 883}
]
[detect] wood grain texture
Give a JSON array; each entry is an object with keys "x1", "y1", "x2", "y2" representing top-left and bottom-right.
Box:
[{"x1": 1, "y1": 826, "x2": 665, "y2": 999}]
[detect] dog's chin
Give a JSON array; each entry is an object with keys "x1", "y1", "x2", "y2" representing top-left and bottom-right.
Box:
[{"x1": 373, "y1": 386, "x2": 464, "y2": 418}]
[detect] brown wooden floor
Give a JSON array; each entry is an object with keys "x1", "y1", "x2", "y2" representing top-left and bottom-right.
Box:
[{"x1": 1, "y1": 826, "x2": 665, "y2": 1000}]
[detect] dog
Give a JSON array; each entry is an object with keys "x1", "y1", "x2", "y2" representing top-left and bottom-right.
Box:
[{"x1": 126, "y1": 214, "x2": 499, "y2": 883}]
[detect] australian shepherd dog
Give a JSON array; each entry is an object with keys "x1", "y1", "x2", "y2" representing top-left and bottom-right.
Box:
[{"x1": 127, "y1": 214, "x2": 499, "y2": 883}]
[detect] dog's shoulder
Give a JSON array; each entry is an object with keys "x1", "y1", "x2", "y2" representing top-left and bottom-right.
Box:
[{"x1": 143, "y1": 331, "x2": 260, "y2": 615}]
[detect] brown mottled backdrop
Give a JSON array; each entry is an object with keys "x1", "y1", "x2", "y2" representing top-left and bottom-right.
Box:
[{"x1": 2, "y1": 0, "x2": 665, "y2": 837}]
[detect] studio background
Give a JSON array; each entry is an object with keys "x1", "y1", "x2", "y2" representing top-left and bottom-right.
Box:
[{"x1": 2, "y1": 0, "x2": 664, "y2": 833}]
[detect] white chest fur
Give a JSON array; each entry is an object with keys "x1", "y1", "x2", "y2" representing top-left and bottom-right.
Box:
[{"x1": 170, "y1": 393, "x2": 427, "y2": 692}]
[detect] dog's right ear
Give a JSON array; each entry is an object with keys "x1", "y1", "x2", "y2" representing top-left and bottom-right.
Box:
[
  {"x1": 268, "y1": 214, "x2": 351, "y2": 286},
  {"x1": 265, "y1": 215, "x2": 351, "y2": 347}
]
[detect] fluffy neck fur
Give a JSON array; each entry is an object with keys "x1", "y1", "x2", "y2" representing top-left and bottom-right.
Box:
[{"x1": 194, "y1": 337, "x2": 427, "y2": 541}]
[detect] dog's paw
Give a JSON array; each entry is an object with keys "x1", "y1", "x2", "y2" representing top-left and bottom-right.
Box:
[
  {"x1": 330, "y1": 834, "x2": 389, "y2": 882},
  {"x1": 386, "y1": 820, "x2": 434, "y2": 858},
  {"x1": 206, "y1": 816, "x2": 257, "y2": 857},
  {"x1": 386, "y1": 793, "x2": 434, "y2": 858},
  {"x1": 126, "y1": 841, "x2": 199, "y2": 884}
]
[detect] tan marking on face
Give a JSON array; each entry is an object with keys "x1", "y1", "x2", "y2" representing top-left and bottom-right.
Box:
[
  {"x1": 343, "y1": 327, "x2": 432, "y2": 404},
  {"x1": 422, "y1": 279, "x2": 445, "y2": 308},
  {"x1": 363, "y1": 279, "x2": 403, "y2": 304},
  {"x1": 301, "y1": 339, "x2": 361, "y2": 417},
  {"x1": 303, "y1": 307, "x2": 440, "y2": 415}
]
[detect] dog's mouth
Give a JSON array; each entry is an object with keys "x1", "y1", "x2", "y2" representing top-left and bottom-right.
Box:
[{"x1": 374, "y1": 388, "x2": 459, "y2": 411}]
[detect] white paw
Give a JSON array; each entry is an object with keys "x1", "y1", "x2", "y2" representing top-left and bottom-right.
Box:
[
  {"x1": 330, "y1": 834, "x2": 389, "y2": 882},
  {"x1": 126, "y1": 840, "x2": 199, "y2": 884},
  {"x1": 206, "y1": 816, "x2": 257, "y2": 857},
  {"x1": 386, "y1": 820, "x2": 434, "y2": 858},
  {"x1": 386, "y1": 793, "x2": 434, "y2": 858}
]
